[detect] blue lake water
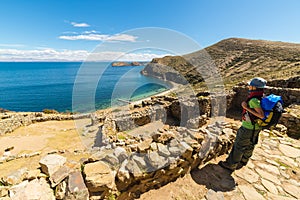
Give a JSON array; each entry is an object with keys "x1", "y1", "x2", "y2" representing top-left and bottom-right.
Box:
[{"x1": 0, "y1": 62, "x2": 169, "y2": 112}]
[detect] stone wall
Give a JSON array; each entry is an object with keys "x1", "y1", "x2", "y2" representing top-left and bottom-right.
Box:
[
  {"x1": 0, "y1": 112, "x2": 90, "y2": 135},
  {"x1": 227, "y1": 79, "x2": 300, "y2": 139},
  {"x1": 280, "y1": 104, "x2": 300, "y2": 139},
  {"x1": 0, "y1": 121, "x2": 236, "y2": 200},
  {"x1": 267, "y1": 76, "x2": 300, "y2": 88}
]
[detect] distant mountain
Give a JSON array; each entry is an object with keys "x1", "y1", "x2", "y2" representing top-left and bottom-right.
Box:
[{"x1": 142, "y1": 38, "x2": 300, "y2": 88}]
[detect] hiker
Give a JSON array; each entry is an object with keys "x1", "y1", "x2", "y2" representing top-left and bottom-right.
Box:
[{"x1": 219, "y1": 77, "x2": 267, "y2": 171}]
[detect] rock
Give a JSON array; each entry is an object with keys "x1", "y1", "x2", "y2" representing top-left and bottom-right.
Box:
[
  {"x1": 282, "y1": 182, "x2": 300, "y2": 199},
  {"x1": 187, "y1": 130, "x2": 205, "y2": 143},
  {"x1": 168, "y1": 146, "x2": 182, "y2": 157},
  {"x1": 83, "y1": 161, "x2": 115, "y2": 193},
  {"x1": 4, "y1": 146, "x2": 14, "y2": 152},
  {"x1": 238, "y1": 185, "x2": 265, "y2": 200},
  {"x1": 113, "y1": 147, "x2": 128, "y2": 163},
  {"x1": 10, "y1": 179, "x2": 55, "y2": 200},
  {"x1": 39, "y1": 154, "x2": 67, "y2": 176},
  {"x1": 147, "y1": 151, "x2": 168, "y2": 169},
  {"x1": 125, "y1": 159, "x2": 143, "y2": 177},
  {"x1": 279, "y1": 144, "x2": 300, "y2": 158},
  {"x1": 157, "y1": 143, "x2": 171, "y2": 157},
  {"x1": 137, "y1": 138, "x2": 153, "y2": 152},
  {"x1": 205, "y1": 189, "x2": 224, "y2": 200},
  {"x1": 0, "y1": 186, "x2": 9, "y2": 197},
  {"x1": 235, "y1": 167, "x2": 259, "y2": 184},
  {"x1": 132, "y1": 155, "x2": 148, "y2": 170},
  {"x1": 66, "y1": 171, "x2": 89, "y2": 200},
  {"x1": 150, "y1": 142, "x2": 158, "y2": 151},
  {"x1": 152, "y1": 132, "x2": 175, "y2": 144},
  {"x1": 255, "y1": 168, "x2": 281, "y2": 185},
  {"x1": 102, "y1": 154, "x2": 120, "y2": 168},
  {"x1": 261, "y1": 178, "x2": 278, "y2": 194},
  {"x1": 55, "y1": 180, "x2": 67, "y2": 200},
  {"x1": 257, "y1": 163, "x2": 280, "y2": 175},
  {"x1": 25, "y1": 169, "x2": 41, "y2": 180},
  {"x1": 49, "y1": 166, "x2": 70, "y2": 187},
  {"x1": 1, "y1": 168, "x2": 28, "y2": 186}
]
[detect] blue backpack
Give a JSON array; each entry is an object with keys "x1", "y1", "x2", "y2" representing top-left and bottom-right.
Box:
[{"x1": 256, "y1": 94, "x2": 284, "y2": 130}]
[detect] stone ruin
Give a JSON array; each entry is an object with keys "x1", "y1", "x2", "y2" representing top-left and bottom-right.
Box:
[{"x1": 0, "y1": 76, "x2": 299, "y2": 199}]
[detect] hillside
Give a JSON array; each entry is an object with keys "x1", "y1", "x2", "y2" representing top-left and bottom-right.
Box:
[{"x1": 142, "y1": 38, "x2": 300, "y2": 88}]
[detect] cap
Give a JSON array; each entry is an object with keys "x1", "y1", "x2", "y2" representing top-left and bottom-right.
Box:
[{"x1": 247, "y1": 77, "x2": 267, "y2": 88}]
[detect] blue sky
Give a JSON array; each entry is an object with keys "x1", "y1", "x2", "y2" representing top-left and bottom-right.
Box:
[{"x1": 1, "y1": 0, "x2": 300, "y2": 61}]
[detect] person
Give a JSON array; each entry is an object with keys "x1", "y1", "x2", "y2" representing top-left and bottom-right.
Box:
[{"x1": 219, "y1": 77, "x2": 267, "y2": 171}]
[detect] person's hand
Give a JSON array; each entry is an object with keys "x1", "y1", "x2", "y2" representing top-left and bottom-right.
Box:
[{"x1": 241, "y1": 101, "x2": 248, "y2": 109}]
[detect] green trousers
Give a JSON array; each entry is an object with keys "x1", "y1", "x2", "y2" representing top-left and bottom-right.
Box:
[{"x1": 225, "y1": 126, "x2": 261, "y2": 168}]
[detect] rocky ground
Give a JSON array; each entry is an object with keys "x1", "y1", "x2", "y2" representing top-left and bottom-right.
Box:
[{"x1": 138, "y1": 127, "x2": 300, "y2": 200}]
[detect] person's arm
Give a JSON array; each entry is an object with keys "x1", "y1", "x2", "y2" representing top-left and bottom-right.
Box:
[{"x1": 241, "y1": 101, "x2": 265, "y2": 119}]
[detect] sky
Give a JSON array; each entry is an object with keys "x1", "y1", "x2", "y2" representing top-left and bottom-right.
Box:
[{"x1": 0, "y1": 0, "x2": 300, "y2": 61}]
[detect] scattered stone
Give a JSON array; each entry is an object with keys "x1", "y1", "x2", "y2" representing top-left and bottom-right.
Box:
[
  {"x1": 49, "y1": 166, "x2": 70, "y2": 187},
  {"x1": 205, "y1": 189, "x2": 224, "y2": 200},
  {"x1": 9, "y1": 179, "x2": 55, "y2": 200},
  {"x1": 83, "y1": 161, "x2": 115, "y2": 193},
  {"x1": 66, "y1": 171, "x2": 89, "y2": 200},
  {"x1": 25, "y1": 169, "x2": 41, "y2": 180},
  {"x1": 4, "y1": 146, "x2": 14, "y2": 152},
  {"x1": 39, "y1": 154, "x2": 67, "y2": 176},
  {"x1": 1, "y1": 168, "x2": 28, "y2": 186},
  {"x1": 55, "y1": 180, "x2": 67, "y2": 200},
  {"x1": 0, "y1": 186, "x2": 9, "y2": 197},
  {"x1": 137, "y1": 138, "x2": 153, "y2": 152}
]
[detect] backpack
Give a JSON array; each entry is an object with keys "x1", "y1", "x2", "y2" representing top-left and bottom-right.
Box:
[{"x1": 256, "y1": 94, "x2": 284, "y2": 130}]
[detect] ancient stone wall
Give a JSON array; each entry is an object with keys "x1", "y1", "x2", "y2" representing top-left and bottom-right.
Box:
[
  {"x1": 0, "y1": 121, "x2": 236, "y2": 200},
  {"x1": 0, "y1": 112, "x2": 90, "y2": 135}
]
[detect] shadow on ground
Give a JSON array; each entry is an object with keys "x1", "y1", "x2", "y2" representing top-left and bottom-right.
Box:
[{"x1": 190, "y1": 163, "x2": 236, "y2": 192}]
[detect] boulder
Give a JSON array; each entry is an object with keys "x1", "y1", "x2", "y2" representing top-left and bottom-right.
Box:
[
  {"x1": 83, "y1": 161, "x2": 115, "y2": 193},
  {"x1": 39, "y1": 154, "x2": 67, "y2": 176},
  {"x1": 9, "y1": 179, "x2": 55, "y2": 200},
  {"x1": 147, "y1": 151, "x2": 168, "y2": 169},
  {"x1": 66, "y1": 171, "x2": 89, "y2": 200}
]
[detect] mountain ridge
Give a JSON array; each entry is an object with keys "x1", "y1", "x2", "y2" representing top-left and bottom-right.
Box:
[{"x1": 142, "y1": 38, "x2": 300, "y2": 88}]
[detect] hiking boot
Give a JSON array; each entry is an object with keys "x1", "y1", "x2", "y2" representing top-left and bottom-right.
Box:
[
  {"x1": 236, "y1": 162, "x2": 247, "y2": 170},
  {"x1": 218, "y1": 161, "x2": 236, "y2": 172}
]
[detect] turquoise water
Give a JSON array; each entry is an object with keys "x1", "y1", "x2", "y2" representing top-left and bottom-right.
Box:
[{"x1": 0, "y1": 62, "x2": 169, "y2": 112}]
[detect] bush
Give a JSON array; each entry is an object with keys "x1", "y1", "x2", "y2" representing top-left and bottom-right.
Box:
[{"x1": 42, "y1": 109, "x2": 59, "y2": 114}]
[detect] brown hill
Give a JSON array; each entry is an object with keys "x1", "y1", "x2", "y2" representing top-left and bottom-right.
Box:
[{"x1": 142, "y1": 38, "x2": 300, "y2": 88}]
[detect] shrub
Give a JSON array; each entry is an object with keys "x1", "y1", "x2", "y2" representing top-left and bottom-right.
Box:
[{"x1": 42, "y1": 109, "x2": 59, "y2": 114}]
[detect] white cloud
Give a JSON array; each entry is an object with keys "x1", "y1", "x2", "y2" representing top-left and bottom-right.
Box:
[
  {"x1": 0, "y1": 48, "x2": 170, "y2": 62},
  {"x1": 59, "y1": 33, "x2": 137, "y2": 42},
  {"x1": 0, "y1": 44, "x2": 25, "y2": 47},
  {"x1": 83, "y1": 30, "x2": 98, "y2": 34},
  {"x1": 71, "y1": 22, "x2": 90, "y2": 27}
]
